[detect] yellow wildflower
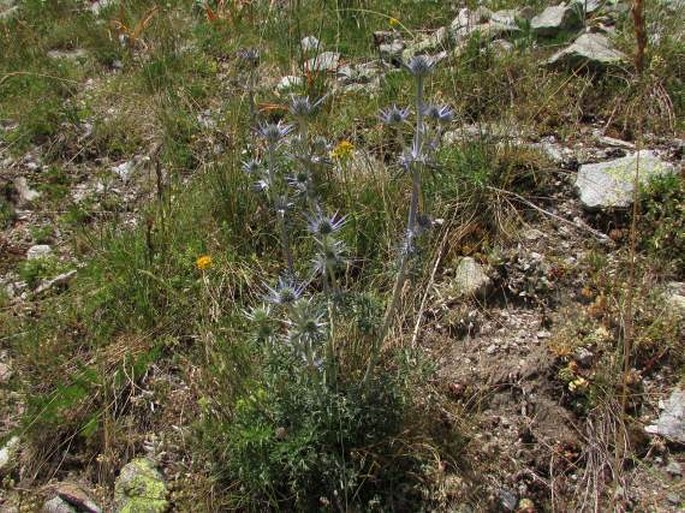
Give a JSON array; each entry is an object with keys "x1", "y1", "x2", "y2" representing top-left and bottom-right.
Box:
[
  {"x1": 389, "y1": 17, "x2": 400, "y2": 28},
  {"x1": 330, "y1": 140, "x2": 354, "y2": 161},
  {"x1": 196, "y1": 255, "x2": 213, "y2": 271}
]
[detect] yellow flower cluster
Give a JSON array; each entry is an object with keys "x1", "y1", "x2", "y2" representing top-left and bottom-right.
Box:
[
  {"x1": 330, "y1": 140, "x2": 354, "y2": 161},
  {"x1": 389, "y1": 17, "x2": 400, "y2": 28},
  {"x1": 196, "y1": 255, "x2": 213, "y2": 271}
]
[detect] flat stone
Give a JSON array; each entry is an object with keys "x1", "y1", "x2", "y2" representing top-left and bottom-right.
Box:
[
  {"x1": 56, "y1": 483, "x2": 101, "y2": 513},
  {"x1": 531, "y1": 3, "x2": 583, "y2": 37},
  {"x1": 646, "y1": 388, "x2": 685, "y2": 444},
  {"x1": 0, "y1": 436, "x2": 20, "y2": 474},
  {"x1": 306, "y1": 51, "x2": 340, "y2": 72},
  {"x1": 112, "y1": 160, "x2": 135, "y2": 182},
  {"x1": 665, "y1": 460, "x2": 682, "y2": 477},
  {"x1": 300, "y1": 35, "x2": 321, "y2": 54},
  {"x1": 453, "y1": 257, "x2": 492, "y2": 299},
  {"x1": 664, "y1": 282, "x2": 685, "y2": 320},
  {"x1": 26, "y1": 244, "x2": 52, "y2": 260},
  {"x1": 575, "y1": 150, "x2": 676, "y2": 210},
  {"x1": 379, "y1": 41, "x2": 404, "y2": 61},
  {"x1": 42, "y1": 498, "x2": 76, "y2": 513},
  {"x1": 115, "y1": 458, "x2": 169, "y2": 513},
  {"x1": 548, "y1": 33, "x2": 626, "y2": 69},
  {"x1": 47, "y1": 49, "x2": 89, "y2": 61},
  {"x1": 12, "y1": 177, "x2": 40, "y2": 206},
  {"x1": 0, "y1": 361, "x2": 11, "y2": 383}
]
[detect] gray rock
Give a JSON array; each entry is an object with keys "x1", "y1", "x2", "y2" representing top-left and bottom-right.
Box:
[
  {"x1": 453, "y1": 257, "x2": 492, "y2": 299},
  {"x1": 379, "y1": 41, "x2": 404, "y2": 61},
  {"x1": 531, "y1": 3, "x2": 583, "y2": 37},
  {"x1": 47, "y1": 49, "x2": 89, "y2": 61},
  {"x1": 664, "y1": 282, "x2": 685, "y2": 319},
  {"x1": 12, "y1": 177, "x2": 40, "y2": 206},
  {"x1": 403, "y1": 26, "x2": 449, "y2": 60},
  {"x1": 90, "y1": 0, "x2": 116, "y2": 16},
  {"x1": 300, "y1": 35, "x2": 321, "y2": 54},
  {"x1": 0, "y1": 436, "x2": 20, "y2": 475},
  {"x1": 547, "y1": 33, "x2": 626, "y2": 69},
  {"x1": 112, "y1": 160, "x2": 136, "y2": 182},
  {"x1": 115, "y1": 458, "x2": 169, "y2": 513},
  {"x1": 0, "y1": 361, "x2": 11, "y2": 383},
  {"x1": 450, "y1": 7, "x2": 494, "y2": 42},
  {"x1": 26, "y1": 244, "x2": 52, "y2": 260},
  {"x1": 574, "y1": 347, "x2": 594, "y2": 367},
  {"x1": 42, "y1": 498, "x2": 76, "y2": 513},
  {"x1": 575, "y1": 150, "x2": 676, "y2": 210},
  {"x1": 665, "y1": 460, "x2": 682, "y2": 477},
  {"x1": 306, "y1": 51, "x2": 340, "y2": 72},
  {"x1": 646, "y1": 388, "x2": 685, "y2": 444},
  {"x1": 490, "y1": 9, "x2": 520, "y2": 28},
  {"x1": 56, "y1": 483, "x2": 101, "y2": 513}
]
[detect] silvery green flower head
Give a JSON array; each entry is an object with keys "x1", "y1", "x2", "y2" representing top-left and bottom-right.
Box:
[
  {"x1": 312, "y1": 236, "x2": 347, "y2": 276},
  {"x1": 289, "y1": 95, "x2": 324, "y2": 119},
  {"x1": 286, "y1": 298, "x2": 327, "y2": 347},
  {"x1": 274, "y1": 195, "x2": 293, "y2": 217},
  {"x1": 307, "y1": 210, "x2": 346, "y2": 237},
  {"x1": 286, "y1": 169, "x2": 313, "y2": 194},
  {"x1": 422, "y1": 103, "x2": 453, "y2": 124},
  {"x1": 242, "y1": 158, "x2": 262, "y2": 175},
  {"x1": 398, "y1": 138, "x2": 428, "y2": 171},
  {"x1": 379, "y1": 105, "x2": 410, "y2": 126},
  {"x1": 258, "y1": 121, "x2": 293, "y2": 146},
  {"x1": 265, "y1": 276, "x2": 304, "y2": 305},
  {"x1": 405, "y1": 54, "x2": 436, "y2": 78}
]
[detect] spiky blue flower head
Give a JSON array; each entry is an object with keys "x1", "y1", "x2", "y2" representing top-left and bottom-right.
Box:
[
  {"x1": 379, "y1": 105, "x2": 411, "y2": 126},
  {"x1": 242, "y1": 158, "x2": 262, "y2": 175},
  {"x1": 289, "y1": 95, "x2": 324, "y2": 119},
  {"x1": 237, "y1": 47, "x2": 260, "y2": 67},
  {"x1": 421, "y1": 103, "x2": 454, "y2": 124},
  {"x1": 405, "y1": 54, "x2": 436, "y2": 78},
  {"x1": 264, "y1": 276, "x2": 304, "y2": 305},
  {"x1": 258, "y1": 121, "x2": 293, "y2": 146},
  {"x1": 252, "y1": 179, "x2": 269, "y2": 193},
  {"x1": 286, "y1": 169, "x2": 313, "y2": 194},
  {"x1": 307, "y1": 210, "x2": 346, "y2": 237},
  {"x1": 273, "y1": 195, "x2": 293, "y2": 217},
  {"x1": 398, "y1": 138, "x2": 428, "y2": 171}
]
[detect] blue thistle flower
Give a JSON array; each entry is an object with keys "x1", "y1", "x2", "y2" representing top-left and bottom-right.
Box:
[
  {"x1": 405, "y1": 55, "x2": 436, "y2": 78},
  {"x1": 258, "y1": 121, "x2": 293, "y2": 145},
  {"x1": 421, "y1": 103, "x2": 454, "y2": 124},
  {"x1": 286, "y1": 169, "x2": 313, "y2": 195},
  {"x1": 379, "y1": 105, "x2": 410, "y2": 126},
  {"x1": 289, "y1": 95, "x2": 324, "y2": 119},
  {"x1": 252, "y1": 179, "x2": 269, "y2": 193},
  {"x1": 237, "y1": 47, "x2": 260, "y2": 66},
  {"x1": 307, "y1": 210, "x2": 346, "y2": 237},
  {"x1": 242, "y1": 158, "x2": 262, "y2": 174},
  {"x1": 264, "y1": 276, "x2": 304, "y2": 305}
]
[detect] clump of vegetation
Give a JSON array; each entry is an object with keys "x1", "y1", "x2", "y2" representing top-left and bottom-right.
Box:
[{"x1": 639, "y1": 173, "x2": 685, "y2": 279}]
